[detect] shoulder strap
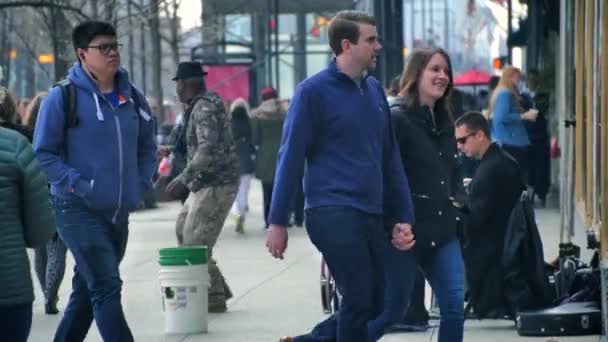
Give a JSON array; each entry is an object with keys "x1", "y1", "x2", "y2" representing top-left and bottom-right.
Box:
[
  {"x1": 130, "y1": 83, "x2": 141, "y2": 113},
  {"x1": 52, "y1": 79, "x2": 79, "y2": 128}
]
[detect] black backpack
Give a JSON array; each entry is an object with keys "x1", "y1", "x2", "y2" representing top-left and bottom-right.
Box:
[{"x1": 53, "y1": 78, "x2": 143, "y2": 128}]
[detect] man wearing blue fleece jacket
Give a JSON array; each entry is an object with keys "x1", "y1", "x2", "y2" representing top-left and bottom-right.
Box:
[
  {"x1": 33, "y1": 22, "x2": 156, "y2": 342},
  {"x1": 266, "y1": 11, "x2": 416, "y2": 342}
]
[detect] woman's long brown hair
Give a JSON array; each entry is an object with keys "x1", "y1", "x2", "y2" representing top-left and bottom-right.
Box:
[{"x1": 398, "y1": 47, "x2": 454, "y2": 126}]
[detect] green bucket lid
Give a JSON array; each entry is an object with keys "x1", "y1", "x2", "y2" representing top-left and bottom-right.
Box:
[{"x1": 159, "y1": 246, "x2": 208, "y2": 266}]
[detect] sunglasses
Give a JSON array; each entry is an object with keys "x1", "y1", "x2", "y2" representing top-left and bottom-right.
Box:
[
  {"x1": 455, "y1": 131, "x2": 477, "y2": 144},
  {"x1": 87, "y1": 42, "x2": 122, "y2": 55}
]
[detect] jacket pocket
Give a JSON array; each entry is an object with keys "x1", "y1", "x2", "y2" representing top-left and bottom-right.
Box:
[{"x1": 411, "y1": 193, "x2": 436, "y2": 221}]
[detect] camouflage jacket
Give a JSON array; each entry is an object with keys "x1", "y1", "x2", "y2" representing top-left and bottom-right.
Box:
[{"x1": 177, "y1": 92, "x2": 238, "y2": 191}]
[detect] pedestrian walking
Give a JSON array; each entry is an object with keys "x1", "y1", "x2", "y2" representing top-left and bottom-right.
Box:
[
  {"x1": 25, "y1": 93, "x2": 69, "y2": 315},
  {"x1": 267, "y1": 10, "x2": 417, "y2": 342},
  {"x1": 0, "y1": 125, "x2": 56, "y2": 342},
  {"x1": 251, "y1": 86, "x2": 285, "y2": 228},
  {"x1": 33, "y1": 21, "x2": 157, "y2": 342},
  {"x1": 229, "y1": 98, "x2": 255, "y2": 233},
  {"x1": 388, "y1": 48, "x2": 466, "y2": 342}
]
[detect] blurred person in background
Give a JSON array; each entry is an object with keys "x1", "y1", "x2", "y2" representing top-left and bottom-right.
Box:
[
  {"x1": 523, "y1": 69, "x2": 551, "y2": 206},
  {"x1": 0, "y1": 124, "x2": 56, "y2": 342},
  {"x1": 17, "y1": 97, "x2": 31, "y2": 125},
  {"x1": 25, "y1": 93, "x2": 69, "y2": 315},
  {"x1": 230, "y1": 98, "x2": 255, "y2": 233},
  {"x1": 252, "y1": 86, "x2": 285, "y2": 229},
  {"x1": 0, "y1": 87, "x2": 32, "y2": 140},
  {"x1": 489, "y1": 66, "x2": 537, "y2": 186}
]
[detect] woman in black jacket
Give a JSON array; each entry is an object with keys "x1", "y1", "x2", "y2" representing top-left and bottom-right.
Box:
[
  {"x1": 229, "y1": 98, "x2": 255, "y2": 233},
  {"x1": 389, "y1": 48, "x2": 465, "y2": 342}
]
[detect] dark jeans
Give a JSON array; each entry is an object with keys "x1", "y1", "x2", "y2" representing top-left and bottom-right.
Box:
[
  {"x1": 295, "y1": 206, "x2": 416, "y2": 342},
  {"x1": 528, "y1": 139, "x2": 551, "y2": 200},
  {"x1": 51, "y1": 197, "x2": 133, "y2": 342},
  {"x1": 302, "y1": 240, "x2": 464, "y2": 342},
  {"x1": 262, "y1": 181, "x2": 274, "y2": 227},
  {"x1": 291, "y1": 177, "x2": 305, "y2": 226},
  {"x1": 401, "y1": 267, "x2": 429, "y2": 323},
  {"x1": 0, "y1": 303, "x2": 32, "y2": 342}
]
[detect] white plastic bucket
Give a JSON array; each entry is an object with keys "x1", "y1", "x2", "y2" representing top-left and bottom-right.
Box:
[{"x1": 159, "y1": 264, "x2": 209, "y2": 334}]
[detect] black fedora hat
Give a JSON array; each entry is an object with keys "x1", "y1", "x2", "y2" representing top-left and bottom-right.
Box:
[{"x1": 172, "y1": 61, "x2": 208, "y2": 81}]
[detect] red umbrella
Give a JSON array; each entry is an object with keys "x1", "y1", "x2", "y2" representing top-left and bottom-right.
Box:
[{"x1": 453, "y1": 70, "x2": 493, "y2": 86}]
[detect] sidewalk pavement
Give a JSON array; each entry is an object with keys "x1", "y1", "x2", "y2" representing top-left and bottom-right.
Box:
[{"x1": 28, "y1": 181, "x2": 600, "y2": 342}]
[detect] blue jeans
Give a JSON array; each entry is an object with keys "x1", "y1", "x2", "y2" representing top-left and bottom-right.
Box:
[
  {"x1": 0, "y1": 303, "x2": 32, "y2": 342},
  {"x1": 297, "y1": 206, "x2": 415, "y2": 342},
  {"x1": 418, "y1": 239, "x2": 465, "y2": 342},
  {"x1": 51, "y1": 197, "x2": 133, "y2": 342},
  {"x1": 297, "y1": 240, "x2": 463, "y2": 342}
]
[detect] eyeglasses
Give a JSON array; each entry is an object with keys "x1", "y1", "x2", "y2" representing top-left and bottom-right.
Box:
[
  {"x1": 87, "y1": 42, "x2": 122, "y2": 55},
  {"x1": 455, "y1": 131, "x2": 477, "y2": 145}
]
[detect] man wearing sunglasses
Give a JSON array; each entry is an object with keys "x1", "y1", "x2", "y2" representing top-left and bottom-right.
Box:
[
  {"x1": 33, "y1": 21, "x2": 156, "y2": 341},
  {"x1": 454, "y1": 111, "x2": 524, "y2": 319}
]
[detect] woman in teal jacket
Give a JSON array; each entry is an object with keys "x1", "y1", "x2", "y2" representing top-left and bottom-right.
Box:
[
  {"x1": 0, "y1": 118, "x2": 55, "y2": 340},
  {"x1": 490, "y1": 66, "x2": 538, "y2": 182}
]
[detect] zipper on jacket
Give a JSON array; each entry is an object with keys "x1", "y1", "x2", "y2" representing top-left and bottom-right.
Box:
[{"x1": 112, "y1": 108, "x2": 124, "y2": 224}]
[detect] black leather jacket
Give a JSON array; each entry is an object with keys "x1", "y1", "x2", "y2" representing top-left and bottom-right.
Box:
[{"x1": 389, "y1": 97, "x2": 464, "y2": 256}]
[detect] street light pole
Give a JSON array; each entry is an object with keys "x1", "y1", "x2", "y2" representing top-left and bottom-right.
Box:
[{"x1": 507, "y1": 0, "x2": 513, "y2": 64}]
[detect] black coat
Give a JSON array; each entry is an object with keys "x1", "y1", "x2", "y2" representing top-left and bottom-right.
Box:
[
  {"x1": 390, "y1": 99, "x2": 464, "y2": 256},
  {"x1": 231, "y1": 106, "x2": 255, "y2": 175},
  {"x1": 503, "y1": 192, "x2": 555, "y2": 313},
  {"x1": 463, "y1": 143, "x2": 524, "y2": 317}
]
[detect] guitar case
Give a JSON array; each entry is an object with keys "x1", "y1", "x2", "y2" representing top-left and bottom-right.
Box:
[{"x1": 516, "y1": 301, "x2": 601, "y2": 336}]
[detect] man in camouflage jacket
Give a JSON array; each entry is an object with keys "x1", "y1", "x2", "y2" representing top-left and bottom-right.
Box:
[{"x1": 167, "y1": 61, "x2": 238, "y2": 312}]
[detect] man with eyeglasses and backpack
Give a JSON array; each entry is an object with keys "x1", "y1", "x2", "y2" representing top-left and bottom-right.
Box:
[{"x1": 33, "y1": 21, "x2": 156, "y2": 342}]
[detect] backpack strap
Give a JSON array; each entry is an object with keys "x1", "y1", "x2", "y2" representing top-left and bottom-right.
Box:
[{"x1": 52, "y1": 78, "x2": 79, "y2": 128}]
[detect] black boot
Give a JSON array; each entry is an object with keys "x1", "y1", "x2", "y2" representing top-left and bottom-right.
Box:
[{"x1": 45, "y1": 297, "x2": 59, "y2": 315}]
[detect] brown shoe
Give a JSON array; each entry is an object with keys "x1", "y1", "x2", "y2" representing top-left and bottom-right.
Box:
[{"x1": 279, "y1": 337, "x2": 294, "y2": 342}]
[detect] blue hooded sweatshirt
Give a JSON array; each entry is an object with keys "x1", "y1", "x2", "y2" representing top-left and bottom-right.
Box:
[
  {"x1": 33, "y1": 63, "x2": 157, "y2": 222},
  {"x1": 268, "y1": 59, "x2": 414, "y2": 227}
]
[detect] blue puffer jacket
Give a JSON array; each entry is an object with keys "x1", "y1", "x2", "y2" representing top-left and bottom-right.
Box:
[
  {"x1": 491, "y1": 88, "x2": 530, "y2": 147},
  {"x1": 33, "y1": 63, "x2": 157, "y2": 222}
]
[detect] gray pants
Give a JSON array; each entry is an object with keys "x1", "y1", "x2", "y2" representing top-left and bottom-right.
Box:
[
  {"x1": 175, "y1": 184, "x2": 237, "y2": 304},
  {"x1": 34, "y1": 233, "x2": 68, "y2": 305}
]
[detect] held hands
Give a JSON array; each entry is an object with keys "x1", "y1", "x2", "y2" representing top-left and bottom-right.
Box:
[
  {"x1": 392, "y1": 223, "x2": 415, "y2": 251},
  {"x1": 266, "y1": 224, "x2": 288, "y2": 259}
]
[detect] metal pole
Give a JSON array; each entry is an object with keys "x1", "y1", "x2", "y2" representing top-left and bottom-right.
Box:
[
  {"x1": 295, "y1": 12, "x2": 307, "y2": 84},
  {"x1": 274, "y1": 0, "x2": 280, "y2": 95},
  {"x1": 429, "y1": 0, "x2": 434, "y2": 45},
  {"x1": 266, "y1": 0, "x2": 272, "y2": 87},
  {"x1": 140, "y1": 19, "x2": 147, "y2": 94},
  {"x1": 422, "y1": 0, "x2": 427, "y2": 43},
  {"x1": 411, "y1": 0, "x2": 416, "y2": 48},
  {"x1": 443, "y1": 0, "x2": 449, "y2": 51},
  {"x1": 127, "y1": 0, "x2": 135, "y2": 81},
  {"x1": 507, "y1": 0, "x2": 513, "y2": 64}
]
